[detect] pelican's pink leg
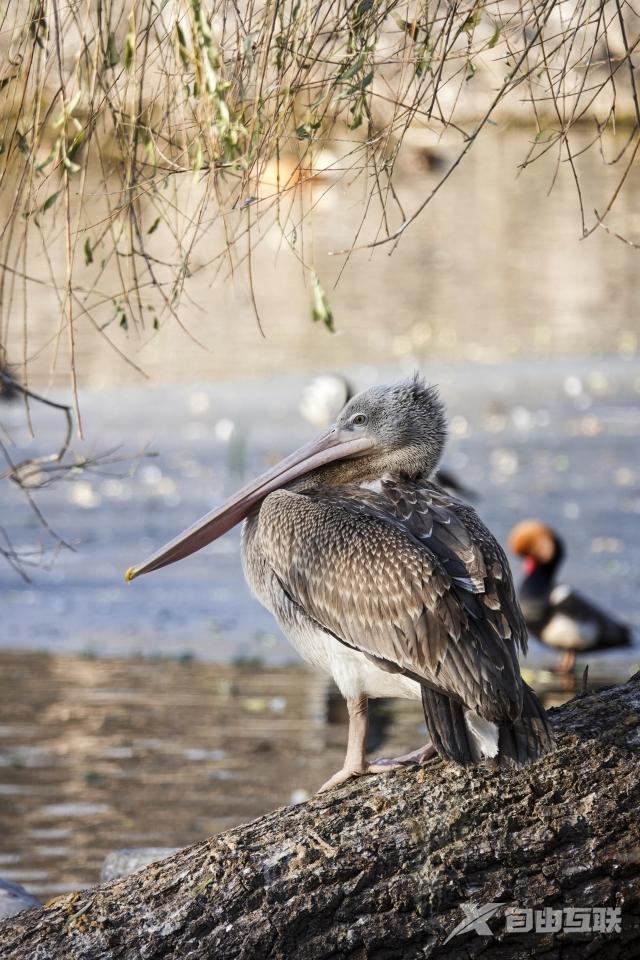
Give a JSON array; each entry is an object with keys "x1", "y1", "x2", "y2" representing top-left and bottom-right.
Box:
[
  {"x1": 318, "y1": 697, "x2": 436, "y2": 792},
  {"x1": 318, "y1": 695, "x2": 369, "y2": 792}
]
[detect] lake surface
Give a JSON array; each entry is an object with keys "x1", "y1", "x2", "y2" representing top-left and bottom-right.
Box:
[
  {"x1": 3, "y1": 130, "x2": 640, "y2": 388},
  {"x1": 2, "y1": 358, "x2": 640, "y2": 662}
]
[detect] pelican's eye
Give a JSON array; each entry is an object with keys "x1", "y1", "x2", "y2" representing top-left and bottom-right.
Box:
[{"x1": 350, "y1": 413, "x2": 368, "y2": 427}]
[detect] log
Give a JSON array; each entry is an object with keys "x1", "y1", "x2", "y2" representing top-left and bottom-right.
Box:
[{"x1": 1, "y1": 675, "x2": 639, "y2": 959}]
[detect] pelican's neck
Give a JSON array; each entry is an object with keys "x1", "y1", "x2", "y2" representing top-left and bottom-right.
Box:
[{"x1": 288, "y1": 449, "x2": 433, "y2": 491}]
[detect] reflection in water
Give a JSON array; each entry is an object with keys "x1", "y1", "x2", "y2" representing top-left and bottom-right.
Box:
[
  {"x1": 1, "y1": 650, "x2": 636, "y2": 899},
  {"x1": 0, "y1": 652, "x2": 426, "y2": 897}
]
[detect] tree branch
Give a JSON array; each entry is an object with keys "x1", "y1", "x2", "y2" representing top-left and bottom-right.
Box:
[{"x1": 1, "y1": 673, "x2": 639, "y2": 958}]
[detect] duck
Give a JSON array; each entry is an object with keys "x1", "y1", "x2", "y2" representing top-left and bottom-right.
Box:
[{"x1": 509, "y1": 519, "x2": 632, "y2": 672}]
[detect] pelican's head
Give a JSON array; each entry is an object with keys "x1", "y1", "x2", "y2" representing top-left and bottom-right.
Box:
[
  {"x1": 331, "y1": 374, "x2": 447, "y2": 481},
  {"x1": 125, "y1": 374, "x2": 445, "y2": 582}
]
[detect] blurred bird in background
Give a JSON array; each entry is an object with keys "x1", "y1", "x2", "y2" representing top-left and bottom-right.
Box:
[{"x1": 509, "y1": 519, "x2": 633, "y2": 673}]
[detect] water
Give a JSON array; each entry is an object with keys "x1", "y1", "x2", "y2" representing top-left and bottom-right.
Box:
[
  {"x1": 1, "y1": 128, "x2": 640, "y2": 899},
  {"x1": 2, "y1": 358, "x2": 639, "y2": 660},
  {"x1": 0, "y1": 652, "x2": 424, "y2": 897}
]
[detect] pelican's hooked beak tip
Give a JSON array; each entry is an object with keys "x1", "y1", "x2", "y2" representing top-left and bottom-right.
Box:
[{"x1": 124, "y1": 566, "x2": 138, "y2": 583}]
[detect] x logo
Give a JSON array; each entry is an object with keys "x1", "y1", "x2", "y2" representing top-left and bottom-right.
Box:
[{"x1": 443, "y1": 902, "x2": 503, "y2": 943}]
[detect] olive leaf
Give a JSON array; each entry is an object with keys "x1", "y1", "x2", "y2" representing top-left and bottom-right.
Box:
[{"x1": 310, "y1": 271, "x2": 335, "y2": 332}]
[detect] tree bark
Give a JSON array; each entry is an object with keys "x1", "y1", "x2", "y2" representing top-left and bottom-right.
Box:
[{"x1": 1, "y1": 675, "x2": 639, "y2": 959}]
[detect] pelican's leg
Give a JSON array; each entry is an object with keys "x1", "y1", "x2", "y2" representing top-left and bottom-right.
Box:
[
  {"x1": 318, "y1": 698, "x2": 437, "y2": 792},
  {"x1": 318, "y1": 694, "x2": 369, "y2": 792}
]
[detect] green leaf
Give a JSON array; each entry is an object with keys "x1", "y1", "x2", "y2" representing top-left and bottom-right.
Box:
[
  {"x1": 153, "y1": 316, "x2": 160, "y2": 331},
  {"x1": 62, "y1": 152, "x2": 81, "y2": 174},
  {"x1": 36, "y1": 145, "x2": 56, "y2": 173},
  {"x1": 147, "y1": 217, "x2": 161, "y2": 234},
  {"x1": 84, "y1": 238, "x2": 93, "y2": 265},
  {"x1": 176, "y1": 23, "x2": 189, "y2": 67},
  {"x1": 340, "y1": 52, "x2": 365, "y2": 81},
  {"x1": 41, "y1": 191, "x2": 59, "y2": 213},
  {"x1": 66, "y1": 91, "x2": 82, "y2": 116},
  {"x1": 487, "y1": 26, "x2": 500, "y2": 49},
  {"x1": 310, "y1": 270, "x2": 335, "y2": 332},
  {"x1": 105, "y1": 32, "x2": 119, "y2": 67},
  {"x1": 190, "y1": 139, "x2": 203, "y2": 176},
  {"x1": 462, "y1": 12, "x2": 481, "y2": 34},
  {"x1": 243, "y1": 32, "x2": 258, "y2": 65},
  {"x1": 415, "y1": 46, "x2": 432, "y2": 77},
  {"x1": 124, "y1": 14, "x2": 136, "y2": 70},
  {"x1": 144, "y1": 136, "x2": 156, "y2": 167},
  {"x1": 119, "y1": 312, "x2": 128, "y2": 331},
  {"x1": 67, "y1": 129, "x2": 85, "y2": 163}
]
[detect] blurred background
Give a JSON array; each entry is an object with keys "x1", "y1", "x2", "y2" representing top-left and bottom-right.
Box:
[{"x1": 0, "y1": 0, "x2": 639, "y2": 905}]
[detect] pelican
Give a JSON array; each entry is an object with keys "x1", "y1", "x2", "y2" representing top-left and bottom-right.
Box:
[{"x1": 126, "y1": 376, "x2": 554, "y2": 790}]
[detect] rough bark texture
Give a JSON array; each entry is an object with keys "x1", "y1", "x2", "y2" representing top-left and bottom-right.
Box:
[{"x1": 1, "y1": 676, "x2": 639, "y2": 959}]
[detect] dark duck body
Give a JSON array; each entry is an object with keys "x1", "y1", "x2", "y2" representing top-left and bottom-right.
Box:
[
  {"x1": 509, "y1": 520, "x2": 632, "y2": 668},
  {"x1": 127, "y1": 377, "x2": 554, "y2": 791}
]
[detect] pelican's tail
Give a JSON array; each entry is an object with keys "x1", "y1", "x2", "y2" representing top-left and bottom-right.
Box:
[
  {"x1": 496, "y1": 681, "x2": 555, "y2": 767},
  {"x1": 420, "y1": 682, "x2": 554, "y2": 768}
]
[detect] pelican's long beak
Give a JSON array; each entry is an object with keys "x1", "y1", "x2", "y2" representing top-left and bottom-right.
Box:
[{"x1": 125, "y1": 429, "x2": 373, "y2": 582}]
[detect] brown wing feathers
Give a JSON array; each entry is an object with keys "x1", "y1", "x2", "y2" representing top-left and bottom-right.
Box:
[{"x1": 259, "y1": 478, "x2": 553, "y2": 761}]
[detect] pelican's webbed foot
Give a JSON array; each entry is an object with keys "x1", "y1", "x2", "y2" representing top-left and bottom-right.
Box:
[
  {"x1": 317, "y1": 744, "x2": 436, "y2": 793},
  {"x1": 368, "y1": 742, "x2": 436, "y2": 771},
  {"x1": 318, "y1": 765, "x2": 366, "y2": 793}
]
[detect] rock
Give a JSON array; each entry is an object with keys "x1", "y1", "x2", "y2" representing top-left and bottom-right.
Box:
[
  {"x1": 100, "y1": 847, "x2": 181, "y2": 882},
  {"x1": 0, "y1": 879, "x2": 41, "y2": 920}
]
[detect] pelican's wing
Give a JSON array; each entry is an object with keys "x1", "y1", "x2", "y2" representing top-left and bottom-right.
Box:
[
  {"x1": 382, "y1": 478, "x2": 528, "y2": 653},
  {"x1": 258, "y1": 481, "x2": 526, "y2": 723}
]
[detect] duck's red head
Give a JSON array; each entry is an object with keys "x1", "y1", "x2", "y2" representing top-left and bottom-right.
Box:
[{"x1": 508, "y1": 519, "x2": 557, "y2": 574}]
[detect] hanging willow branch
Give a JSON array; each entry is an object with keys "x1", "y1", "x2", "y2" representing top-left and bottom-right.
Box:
[
  {"x1": 0, "y1": 364, "x2": 153, "y2": 578},
  {"x1": 0, "y1": 0, "x2": 639, "y2": 573},
  {"x1": 0, "y1": 0, "x2": 638, "y2": 392}
]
